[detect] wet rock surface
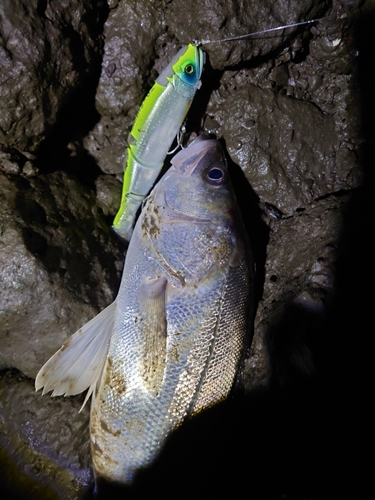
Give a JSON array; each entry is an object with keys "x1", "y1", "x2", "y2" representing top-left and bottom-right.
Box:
[
  {"x1": 0, "y1": 0, "x2": 370, "y2": 498},
  {"x1": 0, "y1": 0, "x2": 108, "y2": 153},
  {"x1": 0, "y1": 170, "x2": 122, "y2": 378},
  {"x1": 0, "y1": 371, "x2": 91, "y2": 500}
]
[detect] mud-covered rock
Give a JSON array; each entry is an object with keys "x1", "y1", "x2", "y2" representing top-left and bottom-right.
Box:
[
  {"x1": 83, "y1": 1, "x2": 164, "y2": 176},
  {"x1": 0, "y1": 0, "x2": 369, "y2": 497},
  {"x1": 0, "y1": 370, "x2": 91, "y2": 500},
  {"x1": 164, "y1": 0, "x2": 331, "y2": 68},
  {"x1": 83, "y1": 115, "x2": 127, "y2": 176},
  {"x1": 0, "y1": 170, "x2": 123, "y2": 378},
  {"x1": 0, "y1": 0, "x2": 107, "y2": 152},
  {"x1": 220, "y1": 84, "x2": 355, "y2": 214},
  {"x1": 245, "y1": 194, "x2": 345, "y2": 390}
]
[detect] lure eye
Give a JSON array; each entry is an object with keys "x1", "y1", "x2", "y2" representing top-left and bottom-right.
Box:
[
  {"x1": 184, "y1": 64, "x2": 195, "y2": 75},
  {"x1": 205, "y1": 166, "x2": 226, "y2": 186}
]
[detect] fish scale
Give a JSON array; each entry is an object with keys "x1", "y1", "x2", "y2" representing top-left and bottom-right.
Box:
[
  {"x1": 192, "y1": 258, "x2": 250, "y2": 413},
  {"x1": 92, "y1": 261, "x2": 227, "y2": 474}
]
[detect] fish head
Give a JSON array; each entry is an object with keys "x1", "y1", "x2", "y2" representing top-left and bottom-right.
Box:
[
  {"x1": 140, "y1": 136, "x2": 247, "y2": 281},
  {"x1": 160, "y1": 136, "x2": 237, "y2": 225}
]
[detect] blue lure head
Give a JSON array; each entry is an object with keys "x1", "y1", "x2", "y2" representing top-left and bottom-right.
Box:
[
  {"x1": 171, "y1": 43, "x2": 205, "y2": 87},
  {"x1": 156, "y1": 44, "x2": 205, "y2": 94}
]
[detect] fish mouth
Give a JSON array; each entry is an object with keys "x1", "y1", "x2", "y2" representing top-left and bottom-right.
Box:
[{"x1": 170, "y1": 135, "x2": 223, "y2": 176}]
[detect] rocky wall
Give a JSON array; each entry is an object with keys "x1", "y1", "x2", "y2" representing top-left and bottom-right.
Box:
[{"x1": 0, "y1": 0, "x2": 369, "y2": 498}]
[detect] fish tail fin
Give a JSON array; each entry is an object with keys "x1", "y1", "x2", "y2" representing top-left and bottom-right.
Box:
[{"x1": 35, "y1": 301, "x2": 117, "y2": 411}]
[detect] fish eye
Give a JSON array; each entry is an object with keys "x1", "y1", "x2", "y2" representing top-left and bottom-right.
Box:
[
  {"x1": 184, "y1": 64, "x2": 194, "y2": 75},
  {"x1": 208, "y1": 168, "x2": 223, "y2": 179},
  {"x1": 205, "y1": 166, "x2": 226, "y2": 186}
]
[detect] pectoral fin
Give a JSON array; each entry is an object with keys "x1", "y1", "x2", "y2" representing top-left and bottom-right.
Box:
[
  {"x1": 139, "y1": 277, "x2": 167, "y2": 396},
  {"x1": 229, "y1": 239, "x2": 245, "y2": 268},
  {"x1": 35, "y1": 301, "x2": 116, "y2": 411}
]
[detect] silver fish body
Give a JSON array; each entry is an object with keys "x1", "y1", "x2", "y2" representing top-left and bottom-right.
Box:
[
  {"x1": 92, "y1": 137, "x2": 251, "y2": 482},
  {"x1": 35, "y1": 136, "x2": 252, "y2": 484}
]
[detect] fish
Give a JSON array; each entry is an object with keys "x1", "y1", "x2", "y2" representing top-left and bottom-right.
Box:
[{"x1": 35, "y1": 135, "x2": 252, "y2": 484}]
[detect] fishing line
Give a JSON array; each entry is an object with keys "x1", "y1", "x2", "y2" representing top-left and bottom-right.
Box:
[{"x1": 194, "y1": 16, "x2": 338, "y2": 46}]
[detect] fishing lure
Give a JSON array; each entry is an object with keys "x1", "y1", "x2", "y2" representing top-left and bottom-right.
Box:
[{"x1": 113, "y1": 43, "x2": 205, "y2": 241}]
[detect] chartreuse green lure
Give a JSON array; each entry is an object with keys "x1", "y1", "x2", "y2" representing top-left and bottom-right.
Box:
[{"x1": 113, "y1": 44, "x2": 205, "y2": 241}]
